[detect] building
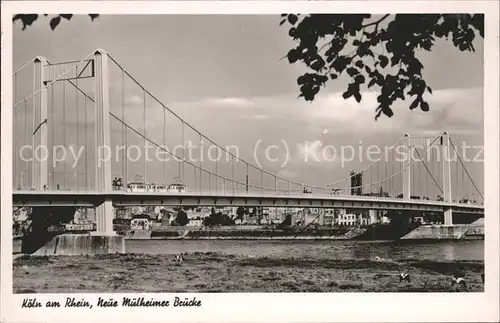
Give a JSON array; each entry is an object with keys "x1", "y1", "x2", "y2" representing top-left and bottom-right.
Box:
[
  {"x1": 380, "y1": 215, "x2": 391, "y2": 224},
  {"x1": 338, "y1": 213, "x2": 357, "y2": 226},
  {"x1": 131, "y1": 206, "x2": 147, "y2": 216},
  {"x1": 350, "y1": 170, "x2": 363, "y2": 196},
  {"x1": 131, "y1": 218, "x2": 152, "y2": 230},
  {"x1": 13, "y1": 207, "x2": 30, "y2": 222},
  {"x1": 188, "y1": 218, "x2": 204, "y2": 226},
  {"x1": 217, "y1": 206, "x2": 236, "y2": 216},
  {"x1": 264, "y1": 207, "x2": 287, "y2": 223},
  {"x1": 323, "y1": 209, "x2": 336, "y2": 226},
  {"x1": 358, "y1": 213, "x2": 371, "y2": 226}
]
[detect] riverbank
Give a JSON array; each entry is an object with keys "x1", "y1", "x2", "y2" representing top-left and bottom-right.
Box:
[
  {"x1": 125, "y1": 222, "x2": 484, "y2": 241},
  {"x1": 13, "y1": 253, "x2": 483, "y2": 293},
  {"x1": 128, "y1": 225, "x2": 369, "y2": 240}
]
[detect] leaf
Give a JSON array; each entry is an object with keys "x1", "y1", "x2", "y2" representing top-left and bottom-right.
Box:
[
  {"x1": 310, "y1": 60, "x2": 324, "y2": 71},
  {"x1": 280, "y1": 19, "x2": 286, "y2": 26},
  {"x1": 409, "y1": 99, "x2": 419, "y2": 110},
  {"x1": 13, "y1": 14, "x2": 38, "y2": 30},
  {"x1": 354, "y1": 92, "x2": 362, "y2": 103},
  {"x1": 354, "y1": 74, "x2": 365, "y2": 84},
  {"x1": 342, "y1": 90, "x2": 353, "y2": 99},
  {"x1": 287, "y1": 48, "x2": 300, "y2": 63},
  {"x1": 60, "y1": 14, "x2": 73, "y2": 20},
  {"x1": 297, "y1": 74, "x2": 307, "y2": 85},
  {"x1": 420, "y1": 101, "x2": 430, "y2": 112},
  {"x1": 346, "y1": 67, "x2": 359, "y2": 77},
  {"x1": 331, "y1": 56, "x2": 348, "y2": 73},
  {"x1": 379, "y1": 55, "x2": 389, "y2": 68},
  {"x1": 89, "y1": 14, "x2": 99, "y2": 21},
  {"x1": 288, "y1": 14, "x2": 298, "y2": 25},
  {"x1": 382, "y1": 106, "x2": 394, "y2": 117},
  {"x1": 285, "y1": 14, "x2": 479, "y2": 117},
  {"x1": 50, "y1": 16, "x2": 61, "y2": 30}
]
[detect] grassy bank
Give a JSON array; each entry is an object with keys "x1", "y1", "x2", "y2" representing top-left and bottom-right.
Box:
[{"x1": 13, "y1": 253, "x2": 483, "y2": 293}]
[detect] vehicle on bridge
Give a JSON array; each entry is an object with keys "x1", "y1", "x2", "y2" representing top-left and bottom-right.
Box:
[
  {"x1": 150, "y1": 184, "x2": 167, "y2": 193},
  {"x1": 167, "y1": 183, "x2": 188, "y2": 193},
  {"x1": 127, "y1": 182, "x2": 148, "y2": 192},
  {"x1": 126, "y1": 182, "x2": 188, "y2": 193}
]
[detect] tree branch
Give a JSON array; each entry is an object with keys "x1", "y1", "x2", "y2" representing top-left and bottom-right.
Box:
[{"x1": 361, "y1": 14, "x2": 390, "y2": 29}]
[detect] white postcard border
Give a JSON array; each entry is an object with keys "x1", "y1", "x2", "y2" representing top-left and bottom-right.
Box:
[{"x1": 1, "y1": 1, "x2": 499, "y2": 322}]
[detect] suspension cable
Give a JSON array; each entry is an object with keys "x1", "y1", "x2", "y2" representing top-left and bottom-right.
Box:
[
  {"x1": 414, "y1": 146, "x2": 443, "y2": 194},
  {"x1": 75, "y1": 67, "x2": 79, "y2": 190},
  {"x1": 84, "y1": 94, "x2": 88, "y2": 191},
  {"x1": 13, "y1": 51, "x2": 95, "y2": 109},
  {"x1": 199, "y1": 133, "x2": 203, "y2": 192},
  {"x1": 143, "y1": 89, "x2": 147, "y2": 186},
  {"x1": 63, "y1": 80, "x2": 67, "y2": 189},
  {"x1": 13, "y1": 58, "x2": 36, "y2": 75},
  {"x1": 122, "y1": 69, "x2": 126, "y2": 191},
  {"x1": 106, "y1": 53, "x2": 366, "y2": 192},
  {"x1": 181, "y1": 121, "x2": 185, "y2": 183},
  {"x1": 14, "y1": 72, "x2": 19, "y2": 188},
  {"x1": 163, "y1": 93, "x2": 167, "y2": 186},
  {"x1": 449, "y1": 138, "x2": 483, "y2": 200},
  {"x1": 23, "y1": 100, "x2": 27, "y2": 189}
]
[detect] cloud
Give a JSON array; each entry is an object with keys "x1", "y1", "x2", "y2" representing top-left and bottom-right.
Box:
[
  {"x1": 202, "y1": 97, "x2": 255, "y2": 107},
  {"x1": 120, "y1": 86, "x2": 483, "y2": 141},
  {"x1": 125, "y1": 95, "x2": 143, "y2": 105},
  {"x1": 295, "y1": 87, "x2": 484, "y2": 136},
  {"x1": 278, "y1": 169, "x2": 298, "y2": 179},
  {"x1": 294, "y1": 140, "x2": 341, "y2": 167},
  {"x1": 252, "y1": 114, "x2": 268, "y2": 120},
  {"x1": 296, "y1": 140, "x2": 323, "y2": 163},
  {"x1": 47, "y1": 86, "x2": 482, "y2": 190}
]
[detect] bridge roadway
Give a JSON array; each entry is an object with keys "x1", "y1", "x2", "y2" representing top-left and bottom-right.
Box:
[{"x1": 13, "y1": 190, "x2": 484, "y2": 215}]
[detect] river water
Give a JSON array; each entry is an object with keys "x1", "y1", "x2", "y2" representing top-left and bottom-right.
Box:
[
  {"x1": 13, "y1": 239, "x2": 483, "y2": 261},
  {"x1": 125, "y1": 239, "x2": 484, "y2": 261}
]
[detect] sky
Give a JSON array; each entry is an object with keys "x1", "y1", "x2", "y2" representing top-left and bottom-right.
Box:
[{"x1": 12, "y1": 14, "x2": 484, "y2": 198}]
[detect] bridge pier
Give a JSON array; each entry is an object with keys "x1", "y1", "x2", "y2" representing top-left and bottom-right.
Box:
[
  {"x1": 92, "y1": 200, "x2": 115, "y2": 235},
  {"x1": 79, "y1": 48, "x2": 124, "y2": 253},
  {"x1": 403, "y1": 134, "x2": 411, "y2": 200},
  {"x1": 32, "y1": 57, "x2": 48, "y2": 190},
  {"x1": 444, "y1": 208, "x2": 453, "y2": 226},
  {"x1": 442, "y1": 132, "x2": 453, "y2": 225}
]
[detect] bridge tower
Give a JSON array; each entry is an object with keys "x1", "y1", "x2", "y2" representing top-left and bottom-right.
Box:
[
  {"x1": 32, "y1": 57, "x2": 48, "y2": 190},
  {"x1": 402, "y1": 133, "x2": 411, "y2": 200},
  {"x1": 92, "y1": 49, "x2": 115, "y2": 235},
  {"x1": 442, "y1": 132, "x2": 453, "y2": 225}
]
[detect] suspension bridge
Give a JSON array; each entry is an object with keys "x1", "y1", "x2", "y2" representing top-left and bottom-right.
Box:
[{"x1": 12, "y1": 49, "x2": 484, "y2": 238}]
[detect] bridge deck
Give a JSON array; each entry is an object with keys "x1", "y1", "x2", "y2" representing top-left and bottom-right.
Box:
[{"x1": 12, "y1": 190, "x2": 484, "y2": 214}]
